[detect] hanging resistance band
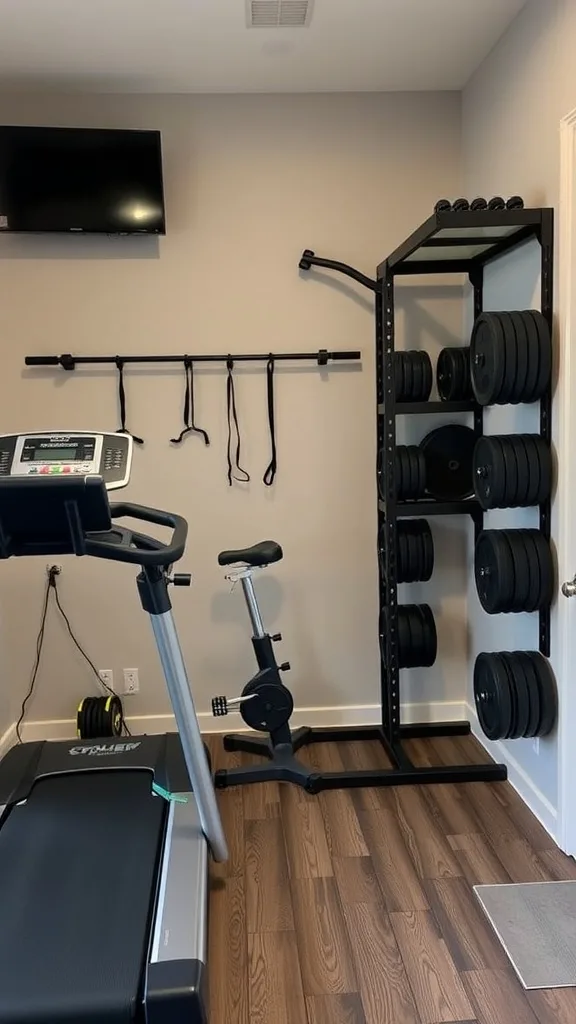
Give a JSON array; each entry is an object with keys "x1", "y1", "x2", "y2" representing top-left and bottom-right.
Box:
[
  {"x1": 115, "y1": 357, "x2": 144, "y2": 445},
  {"x1": 263, "y1": 355, "x2": 277, "y2": 486},
  {"x1": 226, "y1": 357, "x2": 250, "y2": 486},
  {"x1": 170, "y1": 357, "x2": 210, "y2": 446}
]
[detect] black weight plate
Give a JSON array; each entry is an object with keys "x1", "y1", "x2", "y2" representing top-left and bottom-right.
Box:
[
  {"x1": 498, "y1": 312, "x2": 519, "y2": 405},
  {"x1": 529, "y1": 652, "x2": 557, "y2": 736},
  {"x1": 473, "y1": 436, "x2": 504, "y2": 509},
  {"x1": 437, "y1": 348, "x2": 458, "y2": 401},
  {"x1": 526, "y1": 310, "x2": 552, "y2": 402},
  {"x1": 517, "y1": 530, "x2": 542, "y2": 613},
  {"x1": 406, "y1": 529, "x2": 420, "y2": 582},
  {"x1": 397, "y1": 528, "x2": 408, "y2": 582},
  {"x1": 411, "y1": 353, "x2": 423, "y2": 402},
  {"x1": 475, "y1": 530, "x2": 515, "y2": 614},
  {"x1": 406, "y1": 447, "x2": 417, "y2": 499},
  {"x1": 395, "y1": 353, "x2": 405, "y2": 400},
  {"x1": 458, "y1": 348, "x2": 472, "y2": 399},
  {"x1": 498, "y1": 653, "x2": 518, "y2": 738},
  {"x1": 418, "y1": 604, "x2": 437, "y2": 666},
  {"x1": 421, "y1": 424, "x2": 475, "y2": 501},
  {"x1": 474, "y1": 653, "x2": 513, "y2": 741},
  {"x1": 504, "y1": 531, "x2": 531, "y2": 612},
  {"x1": 470, "y1": 313, "x2": 506, "y2": 405},
  {"x1": 417, "y1": 447, "x2": 426, "y2": 497},
  {"x1": 524, "y1": 435, "x2": 552, "y2": 506},
  {"x1": 521, "y1": 310, "x2": 542, "y2": 403},
  {"x1": 421, "y1": 524, "x2": 434, "y2": 581},
  {"x1": 516, "y1": 651, "x2": 542, "y2": 737},
  {"x1": 522, "y1": 436, "x2": 541, "y2": 507},
  {"x1": 411, "y1": 447, "x2": 422, "y2": 499},
  {"x1": 397, "y1": 607, "x2": 412, "y2": 668},
  {"x1": 408, "y1": 605, "x2": 425, "y2": 666},
  {"x1": 509, "y1": 312, "x2": 530, "y2": 403},
  {"x1": 502, "y1": 652, "x2": 531, "y2": 738},
  {"x1": 509, "y1": 435, "x2": 531, "y2": 507},
  {"x1": 532, "y1": 531, "x2": 554, "y2": 608},
  {"x1": 420, "y1": 352, "x2": 433, "y2": 402},
  {"x1": 395, "y1": 447, "x2": 406, "y2": 498},
  {"x1": 403, "y1": 354, "x2": 414, "y2": 402},
  {"x1": 498, "y1": 436, "x2": 519, "y2": 507}
]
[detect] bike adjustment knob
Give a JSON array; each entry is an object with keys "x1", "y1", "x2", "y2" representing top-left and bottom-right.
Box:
[
  {"x1": 280, "y1": 662, "x2": 291, "y2": 672},
  {"x1": 171, "y1": 573, "x2": 192, "y2": 586},
  {"x1": 271, "y1": 633, "x2": 282, "y2": 642}
]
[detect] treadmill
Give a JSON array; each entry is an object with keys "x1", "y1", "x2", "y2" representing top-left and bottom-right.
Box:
[{"x1": 0, "y1": 430, "x2": 228, "y2": 1024}]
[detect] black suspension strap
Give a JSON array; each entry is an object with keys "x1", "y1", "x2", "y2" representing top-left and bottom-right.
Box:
[
  {"x1": 263, "y1": 354, "x2": 277, "y2": 486},
  {"x1": 115, "y1": 357, "x2": 144, "y2": 445},
  {"x1": 226, "y1": 357, "x2": 250, "y2": 486},
  {"x1": 170, "y1": 357, "x2": 210, "y2": 446}
]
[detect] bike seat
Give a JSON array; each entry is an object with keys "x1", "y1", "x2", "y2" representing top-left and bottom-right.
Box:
[{"x1": 218, "y1": 541, "x2": 283, "y2": 568}]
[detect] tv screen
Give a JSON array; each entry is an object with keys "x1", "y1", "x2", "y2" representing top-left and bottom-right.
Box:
[{"x1": 0, "y1": 126, "x2": 165, "y2": 235}]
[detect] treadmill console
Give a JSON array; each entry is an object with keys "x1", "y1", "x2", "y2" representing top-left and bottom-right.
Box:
[{"x1": 0, "y1": 431, "x2": 132, "y2": 490}]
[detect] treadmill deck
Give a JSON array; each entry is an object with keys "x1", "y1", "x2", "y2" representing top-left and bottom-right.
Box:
[{"x1": 0, "y1": 770, "x2": 165, "y2": 1024}]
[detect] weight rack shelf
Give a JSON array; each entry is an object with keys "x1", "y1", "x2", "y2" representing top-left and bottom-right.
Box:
[
  {"x1": 379, "y1": 400, "x2": 479, "y2": 415},
  {"x1": 383, "y1": 499, "x2": 482, "y2": 519},
  {"x1": 297, "y1": 206, "x2": 552, "y2": 791}
]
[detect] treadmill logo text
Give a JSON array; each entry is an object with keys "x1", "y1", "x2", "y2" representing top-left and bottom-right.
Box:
[{"x1": 69, "y1": 742, "x2": 141, "y2": 756}]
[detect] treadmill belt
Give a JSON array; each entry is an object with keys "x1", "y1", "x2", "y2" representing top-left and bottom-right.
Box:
[{"x1": 0, "y1": 770, "x2": 165, "y2": 1024}]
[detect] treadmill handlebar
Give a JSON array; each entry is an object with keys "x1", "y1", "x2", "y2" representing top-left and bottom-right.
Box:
[{"x1": 87, "y1": 502, "x2": 189, "y2": 567}]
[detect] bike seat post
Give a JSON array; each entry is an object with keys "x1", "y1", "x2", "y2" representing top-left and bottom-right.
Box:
[{"x1": 240, "y1": 570, "x2": 266, "y2": 638}]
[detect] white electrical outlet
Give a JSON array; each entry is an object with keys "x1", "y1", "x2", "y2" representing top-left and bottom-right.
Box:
[
  {"x1": 98, "y1": 669, "x2": 114, "y2": 691},
  {"x1": 532, "y1": 737, "x2": 540, "y2": 755},
  {"x1": 123, "y1": 668, "x2": 139, "y2": 695}
]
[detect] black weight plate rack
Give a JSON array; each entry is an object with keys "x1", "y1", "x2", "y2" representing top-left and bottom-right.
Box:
[{"x1": 296, "y1": 206, "x2": 552, "y2": 791}]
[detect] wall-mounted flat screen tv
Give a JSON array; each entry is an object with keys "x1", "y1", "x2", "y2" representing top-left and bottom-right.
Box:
[{"x1": 0, "y1": 126, "x2": 166, "y2": 234}]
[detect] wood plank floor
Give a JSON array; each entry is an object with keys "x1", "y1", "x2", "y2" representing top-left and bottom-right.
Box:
[{"x1": 205, "y1": 734, "x2": 576, "y2": 1024}]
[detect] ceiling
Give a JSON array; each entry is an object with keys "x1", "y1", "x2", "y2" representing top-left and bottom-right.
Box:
[{"x1": 0, "y1": 0, "x2": 527, "y2": 93}]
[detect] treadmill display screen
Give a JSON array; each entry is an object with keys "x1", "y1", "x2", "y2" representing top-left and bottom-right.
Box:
[
  {"x1": 21, "y1": 436, "x2": 96, "y2": 463},
  {"x1": 31, "y1": 447, "x2": 77, "y2": 461}
]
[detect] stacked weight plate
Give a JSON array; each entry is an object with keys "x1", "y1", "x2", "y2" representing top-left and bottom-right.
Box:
[
  {"x1": 395, "y1": 351, "x2": 433, "y2": 402},
  {"x1": 395, "y1": 446, "x2": 426, "y2": 500},
  {"x1": 383, "y1": 604, "x2": 437, "y2": 668},
  {"x1": 436, "y1": 347, "x2": 473, "y2": 402},
  {"x1": 474, "y1": 651, "x2": 557, "y2": 740},
  {"x1": 470, "y1": 310, "x2": 551, "y2": 406},
  {"x1": 475, "y1": 529, "x2": 553, "y2": 614},
  {"x1": 473, "y1": 434, "x2": 552, "y2": 509},
  {"x1": 397, "y1": 520, "x2": 434, "y2": 583}
]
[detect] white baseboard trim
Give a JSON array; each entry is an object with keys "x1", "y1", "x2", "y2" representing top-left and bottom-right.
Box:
[
  {"x1": 466, "y1": 702, "x2": 558, "y2": 842},
  {"x1": 0, "y1": 723, "x2": 16, "y2": 759},
  {"x1": 17, "y1": 699, "x2": 467, "y2": 744}
]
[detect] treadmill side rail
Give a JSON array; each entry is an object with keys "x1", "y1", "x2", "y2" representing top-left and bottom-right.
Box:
[
  {"x1": 150, "y1": 797, "x2": 208, "y2": 965},
  {"x1": 145, "y1": 960, "x2": 207, "y2": 1024}
]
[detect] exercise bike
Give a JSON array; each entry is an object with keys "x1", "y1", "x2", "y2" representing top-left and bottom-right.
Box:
[{"x1": 211, "y1": 540, "x2": 323, "y2": 792}]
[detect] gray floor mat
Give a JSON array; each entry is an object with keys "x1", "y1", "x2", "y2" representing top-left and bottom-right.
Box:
[{"x1": 475, "y1": 881, "x2": 576, "y2": 989}]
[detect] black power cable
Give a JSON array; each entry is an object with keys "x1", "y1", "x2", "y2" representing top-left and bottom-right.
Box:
[
  {"x1": 15, "y1": 570, "x2": 53, "y2": 742},
  {"x1": 17, "y1": 569, "x2": 131, "y2": 742}
]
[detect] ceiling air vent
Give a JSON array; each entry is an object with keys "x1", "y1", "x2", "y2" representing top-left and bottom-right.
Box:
[{"x1": 248, "y1": 0, "x2": 313, "y2": 28}]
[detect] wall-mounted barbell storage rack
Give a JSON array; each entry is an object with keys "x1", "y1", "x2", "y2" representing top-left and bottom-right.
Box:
[{"x1": 295, "y1": 206, "x2": 553, "y2": 790}]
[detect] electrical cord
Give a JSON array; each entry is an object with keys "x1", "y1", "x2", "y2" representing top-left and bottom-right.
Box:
[
  {"x1": 15, "y1": 570, "x2": 53, "y2": 742},
  {"x1": 18, "y1": 568, "x2": 131, "y2": 741}
]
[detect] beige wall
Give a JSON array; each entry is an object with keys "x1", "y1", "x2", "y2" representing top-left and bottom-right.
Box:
[
  {"x1": 0, "y1": 91, "x2": 463, "y2": 737},
  {"x1": 462, "y1": 0, "x2": 576, "y2": 816}
]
